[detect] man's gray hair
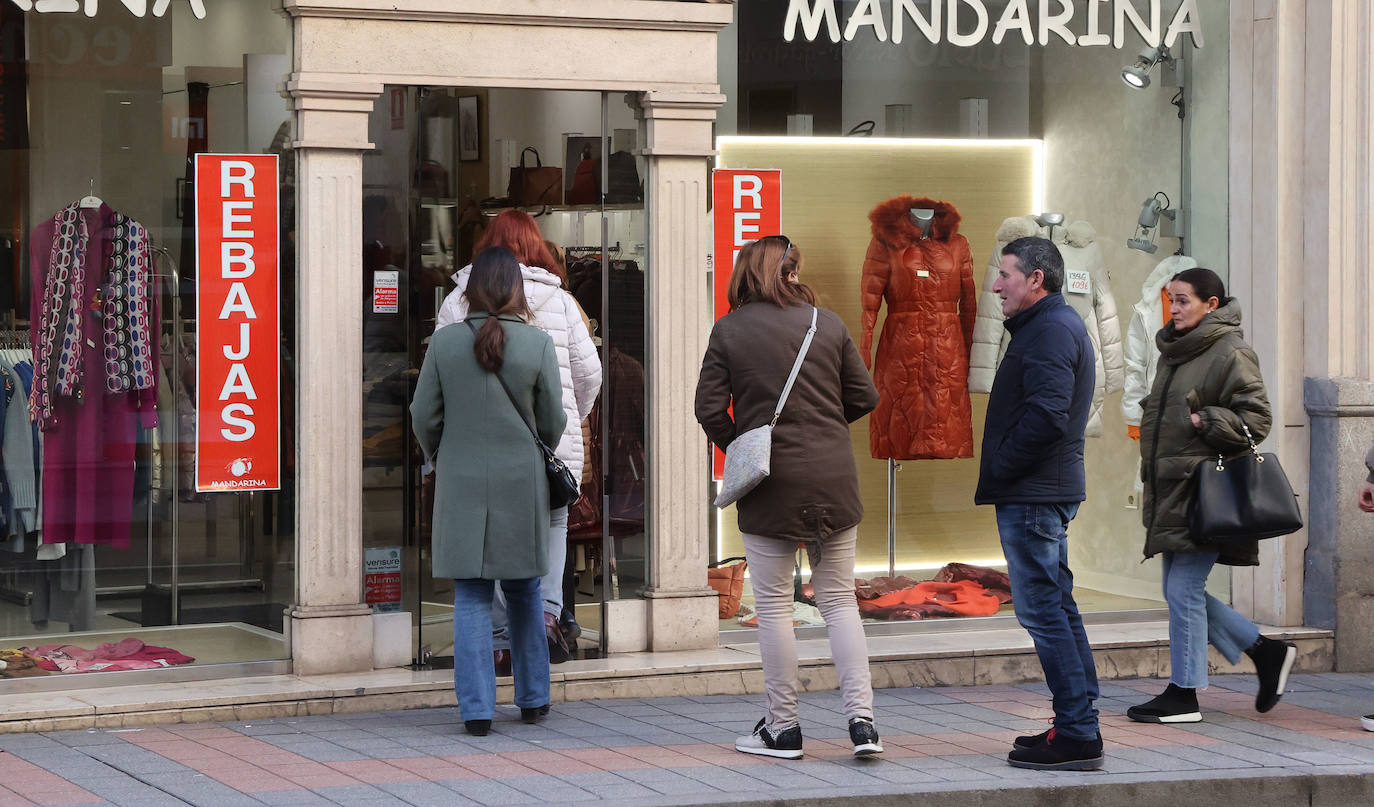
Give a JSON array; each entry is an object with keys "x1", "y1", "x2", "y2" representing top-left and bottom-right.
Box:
[{"x1": 1001, "y1": 236, "x2": 1065, "y2": 293}]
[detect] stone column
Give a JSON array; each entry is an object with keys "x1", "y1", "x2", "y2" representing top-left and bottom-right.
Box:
[
  {"x1": 638, "y1": 91, "x2": 727, "y2": 652},
  {"x1": 285, "y1": 77, "x2": 382, "y2": 675},
  {"x1": 1300, "y1": 1, "x2": 1374, "y2": 671}
]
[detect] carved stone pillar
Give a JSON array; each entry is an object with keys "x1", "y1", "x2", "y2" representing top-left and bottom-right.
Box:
[
  {"x1": 285, "y1": 77, "x2": 382, "y2": 675},
  {"x1": 638, "y1": 91, "x2": 727, "y2": 652}
]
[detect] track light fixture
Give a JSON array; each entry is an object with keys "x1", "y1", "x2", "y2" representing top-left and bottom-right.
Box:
[
  {"x1": 1122, "y1": 46, "x2": 1175, "y2": 89},
  {"x1": 1127, "y1": 192, "x2": 1176, "y2": 254}
]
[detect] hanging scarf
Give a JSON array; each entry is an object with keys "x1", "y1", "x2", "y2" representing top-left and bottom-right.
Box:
[
  {"x1": 30, "y1": 204, "x2": 89, "y2": 430},
  {"x1": 103, "y1": 214, "x2": 154, "y2": 393}
]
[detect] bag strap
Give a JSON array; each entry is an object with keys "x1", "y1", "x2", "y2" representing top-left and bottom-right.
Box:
[
  {"x1": 520, "y1": 147, "x2": 541, "y2": 169},
  {"x1": 770, "y1": 306, "x2": 818, "y2": 428},
  {"x1": 466, "y1": 318, "x2": 543, "y2": 446},
  {"x1": 708, "y1": 556, "x2": 747, "y2": 568}
]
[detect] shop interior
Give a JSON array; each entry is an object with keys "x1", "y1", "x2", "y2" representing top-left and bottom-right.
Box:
[
  {"x1": 0, "y1": 2, "x2": 294, "y2": 686},
  {"x1": 360, "y1": 86, "x2": 650, "y2": 664},
  {"x1": 709, "y1": 0, "x2": 1231, "y2": 633}
]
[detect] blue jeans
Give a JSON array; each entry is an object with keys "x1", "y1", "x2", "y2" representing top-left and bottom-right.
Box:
[
  {"x1": 492, "y1": 506, "x2": 569, "y2": 648},
  {"x1": 453, "y1": 577, "x2": 550, "y2": 721},
  {"x1": 995, "y1": 503, "x2": 1099, "y2": 741},
  {"x1": 1161, "y1": 551, "x2": 1259, "y2": 689}
]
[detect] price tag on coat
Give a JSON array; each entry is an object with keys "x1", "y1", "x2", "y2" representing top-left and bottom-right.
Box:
[
  {"x1": 916, "y1": 269, "x2": 930, "y2": 278},
  {"x1": 1066, "y1": 268, "x2": 1091, "y2": 294}
]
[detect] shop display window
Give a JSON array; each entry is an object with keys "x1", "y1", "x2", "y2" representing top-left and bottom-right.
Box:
[
  {"x1": 0, "y1": 1, "x2": 294, "y2": 686},
  {"x1": 362, "y1": 87, "x2": 649, "y2": 663},
  {"x1": 712, "y1": 0, "x2": 1231, "y2": 632}
]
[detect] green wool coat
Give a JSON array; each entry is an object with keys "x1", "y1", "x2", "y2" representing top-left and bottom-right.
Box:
[
  {"x1": 1138, "y1": 301, "x2": 1272, "y2": 566},
  {"x1": 410, "y1": 313, "x2": 567, "y2": 580}
]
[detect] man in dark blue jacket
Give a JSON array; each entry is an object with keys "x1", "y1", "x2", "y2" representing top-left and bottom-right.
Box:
[{"x1": 975, "y1": 236, "x2": 1100, "y2": 771}]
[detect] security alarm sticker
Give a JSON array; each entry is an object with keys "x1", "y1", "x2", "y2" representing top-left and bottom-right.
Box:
[
  {"x1": 365, "y1": 547, "x2": 403, "y2": 613},
  {"x1": 194, "y1": 154, "x2": 280, "y2": 492},
  {"x1": 373, "y1": 270, "x2": 399, "y2": 314},
  {"x1": 1066, "y1": 268, "x2": 1091, "y2": 295}
]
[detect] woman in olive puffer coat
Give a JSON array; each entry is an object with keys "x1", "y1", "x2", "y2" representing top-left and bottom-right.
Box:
[{"x1": 1129, "y1": 267, "x2": 1296, "y2": 726}]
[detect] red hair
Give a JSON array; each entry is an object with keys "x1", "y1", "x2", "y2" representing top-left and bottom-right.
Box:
[{"x1": 473, "y1": 210, "x2": 561, "y2": 281}]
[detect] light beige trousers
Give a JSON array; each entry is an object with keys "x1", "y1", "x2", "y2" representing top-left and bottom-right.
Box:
[{"x1": 742, "y1": 526, "x2": 874, "y2": 732}]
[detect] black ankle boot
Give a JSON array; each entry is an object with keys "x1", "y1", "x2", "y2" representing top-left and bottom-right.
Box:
[
  {"x1": 465, "y1": 719, "x2": 491, "y2": 736},
  {"x1": 1246, "y1": 635, "x2": 1297, "y2": 713},
  {"x1": 1127, "y1": 683, "x2": 1201, "y2": 723},
  {"x1": 521, "y1": 704, "x2": 551, "y2": 724}
]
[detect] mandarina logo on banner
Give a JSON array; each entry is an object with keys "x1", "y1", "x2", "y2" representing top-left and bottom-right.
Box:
[{"x1": 194, "y1": 154, "x2": 280, "y2": 493}]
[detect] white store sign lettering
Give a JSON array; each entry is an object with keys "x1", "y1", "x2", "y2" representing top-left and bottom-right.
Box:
[
  {"x1": 784, "y1": 0, "x2": 1203, "y2": 49},
  {"x1": 9, "y1": 0, "x2": 206, "y2": 19}
]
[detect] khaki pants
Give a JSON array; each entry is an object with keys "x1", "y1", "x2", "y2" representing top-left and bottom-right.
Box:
[{"x1": 742, "y1": 526, "x2": 873, "y2": 732}]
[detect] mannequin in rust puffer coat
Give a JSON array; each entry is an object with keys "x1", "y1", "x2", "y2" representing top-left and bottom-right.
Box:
[{"x1": 859, "y1": 196, "x2": 977, "y2": 460}]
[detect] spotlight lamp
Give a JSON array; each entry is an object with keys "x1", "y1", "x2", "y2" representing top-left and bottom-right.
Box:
[
  {"x1": 1122, "y1": 45, "x2": 1174, "y2": 89},
  {"x1": 1126, "y1": 192, "x2": 1175, "y2": 254}
]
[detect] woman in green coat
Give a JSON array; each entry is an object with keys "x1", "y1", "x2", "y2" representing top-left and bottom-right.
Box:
[
  {"x1": 410, "y1": 246, "x2": 567, "y2": 737},
  {"x1": 1129, "y1": 267, "x2": 1295, "y2": 725}
]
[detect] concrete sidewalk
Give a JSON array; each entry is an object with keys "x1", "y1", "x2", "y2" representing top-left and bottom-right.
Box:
[{"x1": 1, "y1": 673, "x2": 1373, "y2": 807}]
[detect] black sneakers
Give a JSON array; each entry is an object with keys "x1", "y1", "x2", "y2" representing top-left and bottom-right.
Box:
[
  {"x1": 1013, "y1": 727, "x2": 1052, "y2": 749},
  {"x1": 1127, "y1": 683, "x2": 1202, "y2": 723},
  {"x1": 735, "y1": 718, "x2": 803, "y2": 760},
  {"x1": 1006, "y1": 728, "x2": 1103, "y2": 771},
  {"x1": 848, "y1": 717, "x2": 884, "y2": 757},
  {"x1": 1246, "y1": 635, "x2": 1297, "y2": 713}
]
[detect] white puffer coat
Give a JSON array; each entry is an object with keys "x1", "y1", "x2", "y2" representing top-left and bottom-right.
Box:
[
  {"x1": 435, "y1": 263, "x2": 602, "y2": 481},
  {"x1": 969, "y1": 216, "x2": 1124, "y2": 437},
  {"x1": 1122, "y1": 254, "x2": 1197, "y2": 428}
]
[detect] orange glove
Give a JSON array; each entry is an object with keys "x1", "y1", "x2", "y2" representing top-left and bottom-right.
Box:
[{"x1": 1127, "y1": 425, "x2": 1141, "y2": 441}]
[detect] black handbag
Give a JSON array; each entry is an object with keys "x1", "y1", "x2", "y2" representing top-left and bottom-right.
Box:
[
  {"x1": 467, "y1": 320, "x2": 580, "y2": 509},
  {"x1": 1187, "y1": 423, "x2": 1303, "y2": 543}
]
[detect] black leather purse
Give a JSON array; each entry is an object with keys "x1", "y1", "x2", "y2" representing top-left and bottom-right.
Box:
[
  {"x1": 1187, "y1": 423, "x2": 1303, "y2": 543},
  {"x1": 467, "y1": 321, "x2": 581, "y2": 509}
]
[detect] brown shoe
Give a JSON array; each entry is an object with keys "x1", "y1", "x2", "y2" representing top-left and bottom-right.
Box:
[{"x1": 493, "y1": 649, "x2": 512, "y2": 677}]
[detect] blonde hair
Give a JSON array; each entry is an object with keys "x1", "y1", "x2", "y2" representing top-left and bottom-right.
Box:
[{"x1": 727, "y1": 236, "x2": 816, "y2": 310}]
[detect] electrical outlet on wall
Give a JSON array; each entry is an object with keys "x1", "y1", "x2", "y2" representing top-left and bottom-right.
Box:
[{"x1": 1124, "y1": 493, "x2": 1139, "y2": 510}]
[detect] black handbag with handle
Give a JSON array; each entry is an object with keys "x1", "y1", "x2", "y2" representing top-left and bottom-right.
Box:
[
  {"x1": 466, "y1": 320, "x2": 580, "y2": 509},
  {"x1": 1187, "y1": 423, "x2": 1303, "y2": 543}
]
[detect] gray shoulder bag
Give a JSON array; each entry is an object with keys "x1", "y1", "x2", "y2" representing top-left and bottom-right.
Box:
[{"x1": 714, "y1": 306, "x2": 818, "y2": 508}]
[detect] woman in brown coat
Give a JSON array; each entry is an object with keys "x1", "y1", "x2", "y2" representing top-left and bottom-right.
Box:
[
  {"x1": 696, "y1": 236, "x2": 881, "y2": 760},
  {"x1": 1129, "y1": 267, "x2": 1295, "y2": 725}
]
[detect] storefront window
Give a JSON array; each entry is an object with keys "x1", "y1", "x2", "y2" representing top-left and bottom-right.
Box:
[
  {"x1": 712, "y1": 0, "x2": 1229, "y2": 630},
  {"x1": 0, "y1": 1, "x2": 294, "y2": 685},
  {"x1": 362, "y1": 86, "x2": 648, "y2": 663}
]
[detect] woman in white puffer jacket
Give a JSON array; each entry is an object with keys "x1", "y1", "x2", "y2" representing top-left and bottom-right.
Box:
[{"x1": 435, "y1": 210, "x2": 602, "y2": 665}]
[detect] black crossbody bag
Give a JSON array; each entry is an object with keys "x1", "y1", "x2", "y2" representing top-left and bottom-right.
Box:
[{"x1": 467, "y1": 320, "x2": 580, "y2": 509}]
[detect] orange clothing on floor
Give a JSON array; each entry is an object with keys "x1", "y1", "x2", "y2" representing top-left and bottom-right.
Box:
[{"x1": 863, "y1": 580, "x2": 1001, "y2": 617}]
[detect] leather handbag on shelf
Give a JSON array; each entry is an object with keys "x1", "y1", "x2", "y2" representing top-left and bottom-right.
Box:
[
  {"x1": 1187, "y1": 423, "x2": 1303, "y2": 543},
  {"x1": 506, "y1": 147, "x2": 562, "y2": 206},
  {"x1": 707, "y1": 556, "x2": 748, "y2": 619}
]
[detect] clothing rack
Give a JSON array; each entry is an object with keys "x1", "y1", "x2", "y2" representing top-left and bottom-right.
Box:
[
  {"x1": 0, "y1": 330, "x2": 33, "y2": 607},
  {"x1": 565, "y1": 242, "x2": 620, "y2": 255}
]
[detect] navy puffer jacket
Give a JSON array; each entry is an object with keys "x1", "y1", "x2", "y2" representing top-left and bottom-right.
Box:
[{"x1": 974, "y1": 293, "x2": 1095, "y2": 505}]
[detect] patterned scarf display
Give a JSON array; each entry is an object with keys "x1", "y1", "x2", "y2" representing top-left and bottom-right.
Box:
[
  {"x1": 103, "y1": 214, "x2": 154, "y2": 393},
  {"x1": 30, "y1": 204, "x2": 89, "y2": 430}
]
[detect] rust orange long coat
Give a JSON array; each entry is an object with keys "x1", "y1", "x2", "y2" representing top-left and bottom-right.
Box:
[{"x1": 860, "y1": 196, "x2": 977, "y2": 460}]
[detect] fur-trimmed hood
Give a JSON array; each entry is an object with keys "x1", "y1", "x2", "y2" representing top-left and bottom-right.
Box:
[
  {"x1": 994, "y1": 215, "x2": 1096, "y2": 248},
  {"x1": 869, "y1": 195, "x2": 962, "y2": 246},
  {"x1": 1139, "y1": 254, "x2": 1197, "y2": 302}
]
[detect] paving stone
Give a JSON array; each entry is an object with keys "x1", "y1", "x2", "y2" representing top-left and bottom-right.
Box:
[
  {"x1": 136, "y1": 772, "x2": 266, "y2": 807},
  {"x1": 442, "y1": 778, "x2": 544, "y2": 805},
  {"x1": 377, "y1": 779, "x2": 483, "y2": 806},
  {"x1": 503, "y1": 773, "x2": 599, "y2": 802}
]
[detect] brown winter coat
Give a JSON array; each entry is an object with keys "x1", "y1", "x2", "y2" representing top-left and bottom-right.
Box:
[
  {"x1": 860, "y1": 196, "x2": 977, "y2": 460},
  {"x1": 696, "y1": 302, "x2": 878, "y2": 545},
  {"x1": 1139, "y1": 301, "x2": 1271, "y2": 566}
]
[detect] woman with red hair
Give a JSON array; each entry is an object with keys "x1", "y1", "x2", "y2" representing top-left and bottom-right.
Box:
[{"x1": 435, "y1": 209, "x2": 601, "y2": 668}]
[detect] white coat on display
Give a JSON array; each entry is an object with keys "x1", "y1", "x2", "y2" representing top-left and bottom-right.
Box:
[
  {"x1": 436, "y1": 263, "x2": 602, "y2": 481},
  {"x1": 1121, "y1": 254, "x2": 1199, "y2": 429},
  {"x1": 969, "y1": 216, "x2": 1125, "y2": 437}
]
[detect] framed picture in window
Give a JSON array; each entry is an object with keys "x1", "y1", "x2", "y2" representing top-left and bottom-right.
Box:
[{"x1": 457, "y1": 95, "x2": 480, "y2": 162}]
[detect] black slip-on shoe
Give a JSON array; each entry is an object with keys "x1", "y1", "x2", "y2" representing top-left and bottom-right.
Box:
[
  {"x1": 520, "y1": 704, "x2": 551, "y2": 724},
  {"x1": 848, "y1": 717, "x2": 884, "y2": 757},
  {"x1": 1127, "y1": 684, "x2": 1202, "y2": 724},
  {"x1": 464, "y1": 719, "x2": 491, "y2": 736},
  {"x1": 735, "y1": 717, "x2": 803, "y2": 760},
  {"x1": 1006, "y1": 728, "x2": 1103, "y2": 771},
  {"x1": 1247, "y1": 636, "x2": 1297, "y2": 713},
  {"x1": 1361, "y1": 714, "x2": 1374, "y2": 732}
]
